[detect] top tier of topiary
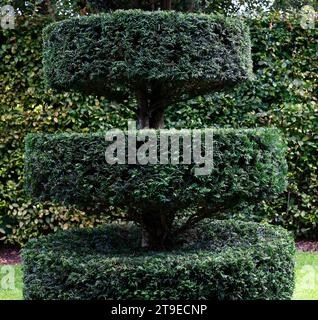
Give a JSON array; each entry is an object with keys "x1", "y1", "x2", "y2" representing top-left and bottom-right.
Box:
[
  {"x1": 85, "y1": 0, "x2": 206, "y2": 12},
  {"x1": 43, "y1": 10, "x2": 253, "y2": 128}
]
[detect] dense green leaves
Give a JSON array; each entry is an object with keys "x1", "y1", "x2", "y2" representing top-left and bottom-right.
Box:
[
  {"x1": 0, "y1": 16, "x2": 134, "y2": 244},
  {"x1": 22, "y1": 219, "x2": 295, "y2": 300},
  {"x1": 166, "y1": 14, "x2": 318, "y2": 238},
  {"x1": 43, "y1": 10, "x2": 253, "y2": 102},
  {"x1": 1, "y1": 12, "x2": 317, "y2": 243},
  {"x1": 76, "y1": 0, "x2": 280, "y2": 15},
  {"x1": 6, "y1": 0, "x2": 288, "y2": 17},
  {"x1": 24, "y1": 128, "x2": 287, "y2": 228},
  {"x1": 85, "y1": 0, "x2": 202, "y2": 12},
  {"x1": 261, "y1": 103, "x2": 318, "y2": 237}
]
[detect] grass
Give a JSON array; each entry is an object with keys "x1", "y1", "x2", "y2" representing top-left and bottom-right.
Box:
[
  {"x1": 0, "y1": 252, "x2": 317, "y2": 300},
  {"x1": 293, "y1": 251, "x2": 318, "y2": 300},
  {"x1": 0, "y1": 264, "x2": 23, "y2": 300}
]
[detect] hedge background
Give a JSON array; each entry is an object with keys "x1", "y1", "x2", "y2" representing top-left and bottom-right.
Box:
[{"x1": 1, "y1": 10, "x2": 317, "y2": 244}]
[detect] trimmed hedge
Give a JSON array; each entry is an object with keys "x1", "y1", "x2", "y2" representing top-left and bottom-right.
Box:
[
  {"x1": 22, "y1": 219, "x2": 295, "y2": 300},
  {"x1": 0, "y1": 16, "x2": 134, "y2": 244},
  {"x1": 85, "y1": 0, "x2": 203, "y2": 12},
  {"x1": 80, "y1": 0, "x2": 277, "y2": 15},
  {"x1": 167, "y1": 14, "x2": 318, "y2": 237},
  {"x1": 24, "y1": 128, "x2": 287, "y2": 218},
  {"x1": 43, "y1": 10, "x2": 253, "y2": 100},
  {"x1": 1, "y1": 12, "x2": 318, "y2": 243}
]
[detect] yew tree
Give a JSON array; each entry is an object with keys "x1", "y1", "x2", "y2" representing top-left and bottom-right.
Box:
[{"x1": 25, "y1": 2, "x2": 288, "y2": 248}]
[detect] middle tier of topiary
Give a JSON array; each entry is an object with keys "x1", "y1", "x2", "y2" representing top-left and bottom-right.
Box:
[{"x1": 25, "y1": 128, "x2": 287, "y2": 248}]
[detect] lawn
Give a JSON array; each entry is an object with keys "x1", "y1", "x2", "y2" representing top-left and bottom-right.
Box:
[
  {"x1": 0, "y1": 265, "x2": 23, "y2": 300},
  {"x1": 293, "y1": 251, "x2": 318, "y2": 300},
  {"x1": 0, "y1": 252, "x2": 317, "y2": 300}
]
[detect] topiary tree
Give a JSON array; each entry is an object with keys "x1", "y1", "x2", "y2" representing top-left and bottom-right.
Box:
[
  {"x1": 23, "y1": 2, "x2": 295, "y2": 300},
  {"x1": 29, "y1": 8, "x2": 276, "y2": 247},
  {"x1": 29, "y1": 8, "x2": 260, "y2": 248}
]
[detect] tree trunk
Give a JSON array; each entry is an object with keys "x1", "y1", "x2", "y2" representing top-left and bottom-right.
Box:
[
  {"x1": 141, "y1": 213, "x2": 173, "y2": 249},
  {"x1": 149, "y1": 106, "x2": 164, "y2": 128},
  {"x1": 136, "y1": 86, "x2": 166, "y2": 129},
  {"x1": 141, "y1": 227, "x2": 150, "y2": 247},
  {"x1": 136, "y1": 88, "x2": 150, "y2": 129},
  {"x1": 187, "y1": 1, "x2": 195, "y2": 12},
  {"x1": 161, "y1": 0, "x2": 172, "y2": 10},
  {"x1": 135, "y1": 85, "x2": 169, "y2": 248}
]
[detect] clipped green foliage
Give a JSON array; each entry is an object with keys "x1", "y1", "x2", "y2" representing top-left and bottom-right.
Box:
[
  {"x1": 8, "y1": 0, "x2": 277, "y2": 16},
  {"x1": 24, "y1": 128, "x2": 287, "y2": 243},
  {"x1": 43, "y1": 10, "x2": 253, "y2": 102},
  {"x1": 0, "y1": 16, "x2": 134, "y2": 244},
  {"x1": 167, "y1": 13, "x2": 318, "y2": 238},
  {"x1": 83, "y1": 0, "x2": 276, "y2": 15},
  {"x1": 260, "y1": 103, "x2": 318, "y2": 237},
  {"x1": 1, "y1": 12, "x2": 317, "y2": 243},
  {"x1": 22, "y1": 219, "x2": 295, "y2": 300},
  {"x1": 85, "y1": 0, "x2": 202, "y2": 12}
]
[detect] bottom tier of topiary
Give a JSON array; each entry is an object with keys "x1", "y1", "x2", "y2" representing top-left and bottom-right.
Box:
[{"x1": 22, "y1": 219, "x2": 295, "y2": 300}]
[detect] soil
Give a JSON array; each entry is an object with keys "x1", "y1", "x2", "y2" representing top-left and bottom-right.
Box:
[
  {"x1": 296, "y1": 241, "x2": 318, "y2": 252},
  {"x1": 0, "y1": 246, "x2": 21, "y2": 265}
]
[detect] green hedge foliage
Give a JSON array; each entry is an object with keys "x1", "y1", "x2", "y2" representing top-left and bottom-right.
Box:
[
  {"x1": 167, "y1": 14, "x2": 318, "y2": 238},
  {"x1": 1, "y1": 12, "x2": 317, "y2": 243},
  {"x1": 0, "y1": 16, "x2": 134, "y2": 244},
  {"x1": 22, "y1": 219, "x2": 295, "y2": 300},
  {"x1": 76, "y1": 0, "x2": 280, "y2": 15},
  {"x1": 24, "y1": 129, "x2": 287, "y2": 221},
  {"x1": 43, "y1": 10, "x2": 253, "y2": 100},
  {"x1": 85, "y1": 0, "x2": 203, "y2": 12}
]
